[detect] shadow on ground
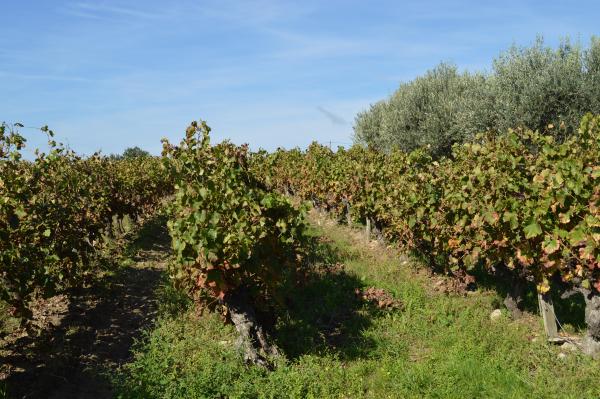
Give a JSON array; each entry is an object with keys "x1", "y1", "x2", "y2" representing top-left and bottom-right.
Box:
[
  {"x1": 470, "y1": 263, "x2": 587, "y2": 332},
  {"x1": 0, "y1": 216, "x2": 170, "y2": 399},
  {"x1": 273, "y1": 234, "x2": 379, "y2": 361}
]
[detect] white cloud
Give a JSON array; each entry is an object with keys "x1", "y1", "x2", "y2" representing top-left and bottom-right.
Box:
[
  {"x1": 0, "y1": 70, "x2": 91, "y2": 82},
  {"x1": 66, "y1": 2, "x2": 164, "y2": 20}
]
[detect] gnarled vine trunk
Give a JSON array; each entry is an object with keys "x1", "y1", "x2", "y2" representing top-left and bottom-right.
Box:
[
  {"x1": 496, "y1": 267, "x2": 526, "y2": 319},
  {"x1": 224, "y1": 289, "x2": 281, "y2": 369},
  {"x1": 581, "y1": 289, "x2": 600, "y2": 358},
  {"x1": 342, "y1": 198, "x2": 351, "y2": 226},
  {"x1": 504, "y1": 277, "x2": 525, "y2": 319}
]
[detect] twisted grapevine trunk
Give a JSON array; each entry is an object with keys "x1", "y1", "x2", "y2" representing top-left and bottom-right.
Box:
[
  {"x1": 496, "y1": 266, "x2": 526, "y2": 319},
  {"x1": 581, "y1": 289, "x2": 600, "y2": 358},
  {"x1": 504, "y1": 276, "x2": 526, "y2": 319},
  {"x1": 224, "y1": 289, "x2": 281, "y2": 369},
  {"x1": 342, "y1": 198, "x2": 351, "y2": 226}
]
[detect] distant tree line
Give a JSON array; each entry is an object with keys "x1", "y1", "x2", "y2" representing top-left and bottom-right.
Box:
[
  {"x1": 354, "y1": 37, "x2": 600, "y2": 158},
  {"x1": 109, "y1": 146, "x2": 151, "y2": 160}
]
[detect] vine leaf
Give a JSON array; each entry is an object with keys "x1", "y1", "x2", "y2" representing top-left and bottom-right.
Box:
[{"x1": 523, "y1": 221, "x2": 542, "y2": 239}]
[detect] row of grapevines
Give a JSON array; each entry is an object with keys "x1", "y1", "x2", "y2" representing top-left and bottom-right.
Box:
[
  {"x1": 0, "y1": 124, "x2": 171, "y2": 320},
  {"x1": 162, "y1": 121, "x2": 307, "y2": 314},
  {"x1": 254, "y1": 114, "x2": 600, "y2": 297}
]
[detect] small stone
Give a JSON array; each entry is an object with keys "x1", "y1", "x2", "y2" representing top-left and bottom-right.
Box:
[
  {"x1": 581, "y1": 336, "x2": 600, "y2": 359},
  {"x1": 557, "y1": 352, "x2": 567, "y2": 360},
  {"x1": 531, "y1": 337, "x2": 539, "y2": 343},
  {"x1": 490, "y1": 309, "x2": 502, "y2": 321},
  {"x1": 561, "y1": 342, "x2": 578, "y2": 352}
]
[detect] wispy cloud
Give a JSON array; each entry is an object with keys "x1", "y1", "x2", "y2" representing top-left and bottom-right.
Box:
[
  {"x1": 4, "y1": 0, "x2": 598, "y2": 156},
  {"x1": 0, "y1": 70, "x2": 90, "y2": 82},
  {"x1": 197, "y1": 0, "x2": 314, "y2": 27},
  {"x1": 61, "y1": 9, "x2": 107, "y2": 21},
  {"x1": 64, "y1": 2, "x2": 163, "y2": 20},
  {"x1": 265, "y1": 30, "x2": 374, "y2": 60},
  {"x1": 317, "y1": 106, "x2": 347, "y2": 126}
]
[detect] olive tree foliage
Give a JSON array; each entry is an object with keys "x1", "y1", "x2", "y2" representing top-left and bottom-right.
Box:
[
  {"x1": 585, "y1": 37, "x2": 600, "y2": 112},
  {"x1": 492, "y1": 38, "x2": 587, "y2": 139},
  {"x1": 355, "y1": 63, "x2": 485, "y2": 156},
  {"x1": 354, "y1": 37, "x2": 600, "y2": 157},
  {"x1": 353, "y1": 100, "x2": 387, "y2": 150}
]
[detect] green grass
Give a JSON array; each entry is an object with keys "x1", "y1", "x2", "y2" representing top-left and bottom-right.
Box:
[
  {"x1": 115, "y1": 216, "x2": 600, "y2": 399},
  {"x1": 0, "y1": 300, "x2": 19, "y2": 337}
]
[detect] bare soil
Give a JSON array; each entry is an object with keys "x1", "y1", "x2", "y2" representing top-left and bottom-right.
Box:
[{"x1": 0, "y1": 221, "x2": 169, "y2": 399}]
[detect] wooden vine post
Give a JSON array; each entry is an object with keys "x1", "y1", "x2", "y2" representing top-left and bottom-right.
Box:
[
  {"x1": 346, "y1": 202, "x2": 352, "y2": 226},
  {"x1": 342, "y1": 198, "x2": 352, "y2": 226},
  {"x1": 538, "y1": 291, "x2": 559, "y2": 340},
  {"x1": 365, "y1": 217, "x2": 371, "y2": 240}
]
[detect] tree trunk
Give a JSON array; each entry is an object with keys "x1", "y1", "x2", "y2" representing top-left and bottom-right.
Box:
[
  {"x1": 371, "y1": 219, "x2": 385, "y2": 243},
  {"x1": 224, "y1": 289, "x2": 281, "y2": 369},
  {"x1": 503, "y1": 276, "x2": 525, "y2": 319},
  {"x1": 581, "y1": 289, "x2": 600, "y2": 358},
  {"x1": 495, "y1": 266, "x2": 526, "y2": 319},
  {"x1": 342, "y1": 198, "x2": 351, "y2": 226}
]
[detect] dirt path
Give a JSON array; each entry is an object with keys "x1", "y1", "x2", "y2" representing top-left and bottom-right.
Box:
[{"x1": 0, "y1": 219, "x2": 170, "y2": 399}]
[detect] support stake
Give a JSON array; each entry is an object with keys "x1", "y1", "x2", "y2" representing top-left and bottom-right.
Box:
[
  {"x1": 346, "y1": 202, "x2": 352, "y2": 226},
  {"x1": 538, "y1": 292, "x2": 558, "y2": 340}
]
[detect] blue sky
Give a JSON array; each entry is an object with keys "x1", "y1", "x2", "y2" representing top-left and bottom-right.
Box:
[{"x1": 2, "y1": 1, "x2": 599, "y2": 155}]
